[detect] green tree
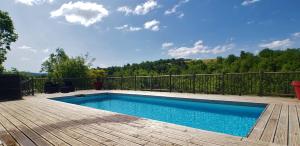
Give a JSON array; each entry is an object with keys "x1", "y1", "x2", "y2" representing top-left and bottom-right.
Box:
[
  {"x1": 0, "y1": 10, "x2": 18, "y2": 73},
  {"x1": 41, "y1": 48, "x2": 92, "y2": 79}
]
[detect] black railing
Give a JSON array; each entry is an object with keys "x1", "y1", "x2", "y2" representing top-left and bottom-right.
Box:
[
  {"x1": 102, "y1": 72, "x2": 300, "y2": 97},
  {"x1": 33, "y1": 78, "x2": 97, "y2": 93},
  {"x1": 28, "y1": 72, "x2": 300, "y2": 97},
  {"x1": 21, "y1": 78, "x2": 34, "y2": 96}
]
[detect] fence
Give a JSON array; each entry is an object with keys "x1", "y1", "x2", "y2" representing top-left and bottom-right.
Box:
[
  {"x1": 0, "y1": 74, "x2": 22, "y2": 100},
  {"x1": 33, "y1": 78, "x2": 97, "y2": 93},
  {"x1": 21, "y1": 78, "x2": 34, "y2": 96},
  {"x1": 30, "y1": 72, "x2": 300, "y2": 97},
  {"x1": 101, "y1": 72, "x2": 300, "y2": 97}
]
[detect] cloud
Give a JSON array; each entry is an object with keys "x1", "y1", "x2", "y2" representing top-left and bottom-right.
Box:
[
  {"x1": 115, "y1": 24, "x2": 142, "y2": 32},
  {"x1": 162, "y1": 42, "x2": 174, "y2": 49},
  {"x1": 117, "y1": 0, "x2": 158, "y2": 15},
  {"x1": 42, "y1": 49, "x2": 50, "y2": 53},
  {"x1": 50, "y1": 1, "x2": 109, "y2": 27},
  {"x1": 178, "y1": 13, "x2": 185, "y2": 18},
  {"x1": 164, "y1": 0, "x2": 189, "y2": 17},
  {"x1": 293, "y1": 32, "x2": 300, "y2": 37},
  {"x1": 144, "y1": 19, "x2": 160, "y2": 31},
  {"x1": 167, "y1": 40, "x2": 234, "y2": 58},
  {"x1": 18, "y1": 45, "x2": 37, "y2": 53},
  {"x1": 241, "y1": 0, "x2": 261, "y2": 6},
  {"x1": 20, "y1": 57, "x2": 30, "y2": 61},
  {"x1": 259, "y1": 39, "x2": 292, "y2": 49},
  {"x1": 15, "y1": 0, "x2": 53, "y2": 6}
]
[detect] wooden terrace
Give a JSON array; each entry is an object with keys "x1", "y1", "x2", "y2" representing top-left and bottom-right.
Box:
[{"x1": 0, "y1": 90, "x2": 299, "y2": 146}]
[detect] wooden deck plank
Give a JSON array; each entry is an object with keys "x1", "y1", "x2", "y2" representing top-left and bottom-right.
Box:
[
  {"x1": 1, "y1": 90, "x2": 300, "y2": 146},
  {"x1": 0, "y1": 108, "x2": 36, "y2": 146},
  {"x1": 10, "y1": 101, "x2": 140, "y2": 146},
  {"x1": 7, "y1": 104, "x2": 107, "y2": 146},
  {"x1": 35, "y1": 100, "x2": 223, "y2": 145},
  {"x1": 0, "y1": 106, "x2": 52, "y2": 146},
  {"x1": 288, "y1": 105, "x2": 300, "y2": 146},
  {"x1": 248, "y1": 104, "x2": 275, "y2": 140},
  {"x1": 2, "y1": 102, "x2": 112, "y2": 146},
  {"x1": 0, "y1": 104, "x2": 73, "y2": 146},
  {"x1": 0, "y1": 119, "x2": 19, "y2": 146},
  {"x1": 33, "y1": 99, "x2": 267, "y2": 146},
  {"x1": 16, "y1": 100, "x2": 177, "y2": 146},
  {"x1": 21, "y1": 99, "x2": 230, "y2": 146},
  {"x1": 274, "y1": 104, "x2": 289, "y2": 145},
  {"x1": 260, "y1": 104, "x2": 281, "y2": 142}
]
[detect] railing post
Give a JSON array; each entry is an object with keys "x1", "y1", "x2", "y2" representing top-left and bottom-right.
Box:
[
  {"x1": 19, "y1": 75, "x2": 23, "y2": 97},
  {"x1": 134, "y1": 75, "x2": 137, "y2": 90},
  {"x1": 259, "y1": 71, "x2": 264, "y2": 96},
  {"x1": 192, "y1": 74, "x2": 196, "y2": 93},
  {"x1": 150, "y1": 75, "x2": 153, "y2": 91},
  {"x1": 222, "y1": 72, "x2": 225, "y2": 95},
  {"x1": 121, "y1": 75, "x2": 123, "y2": 90},
  {"x1": 169, "y1": 74, "x2": 172, "y2": 92},
  {"x1": 31, "y1": 77, "x2": 34, "y2": 96}
]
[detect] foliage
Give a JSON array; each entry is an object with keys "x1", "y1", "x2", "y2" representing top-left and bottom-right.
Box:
[
  {"x1": 0, "y1": 10, "x2": 18, "y2": 73},
  {"x1": 41, "y1": 48, "x2": 93, "y2": 79},
  {"x1": 105, "y1": 48, "x2": 300, "y2": 76},
  {"x1": 88, "y1": 68, "x2": 106, "y2": 78}
]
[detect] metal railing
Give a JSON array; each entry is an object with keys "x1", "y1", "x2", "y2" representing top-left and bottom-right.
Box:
[
  {"x1": 30, "y1": 72, "x2": 300, "y2": 97},
  {"x1": 101, "y1": 72, "x2": 300, "y2": 97},
  {"x1": 21, "y1": 78, "x2": 34, "y2": 96}
]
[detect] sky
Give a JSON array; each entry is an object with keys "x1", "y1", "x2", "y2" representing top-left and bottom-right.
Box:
[{"x1": 1, "y1": 0, "x2": 300, "y2": 72}]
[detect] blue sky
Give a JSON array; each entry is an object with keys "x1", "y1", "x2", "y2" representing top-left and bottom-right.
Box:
[{"x1": 1, "y1": 0, "x2": 300, "y2": 72}]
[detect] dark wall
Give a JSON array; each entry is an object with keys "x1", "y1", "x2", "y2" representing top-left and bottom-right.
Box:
[{"x1": 0, "y1": 74, "x2": 22, "y2": 101}]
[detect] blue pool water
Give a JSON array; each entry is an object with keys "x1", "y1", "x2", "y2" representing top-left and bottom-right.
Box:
[{"x1": 53, "y1": 93, "x2": 266, "y2": 137}]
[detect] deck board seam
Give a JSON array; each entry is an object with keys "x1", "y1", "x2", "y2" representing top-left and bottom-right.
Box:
[
  {"x1": 11, "y1": 101, "x2": 144, "y2": 146},
  {"x1": 0, "y1": 103, "x2": 69, "y2": 146},
  {"x1": 0, "y1": 107, "x2": 36, "y2": 146},
  {"x1": 0, "y1": 115, "x2": 20, "y2": 146},
  {"x1": 258, "y1": 104, "x2": 276, "y2": 140},
  {"x1": 24, "y1": 101, "x2": 234, "y2": 146},
  {"x1": 4, "y1": 102, "x2": 110, "y2": 146},
  {"x1": 35, "y1": 99, "x2": 257, "y2": 146},
  {"x1": 0, "y1": 106, "x2": 45, "y2": 146},
  {"x1": 272, "y1": 104, "x2": 283, "y2": 143}
]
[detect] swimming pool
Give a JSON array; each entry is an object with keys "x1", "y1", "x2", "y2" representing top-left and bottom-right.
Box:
[{"x1": 52, "y1": 93, "x2": 266, "y2": 137}]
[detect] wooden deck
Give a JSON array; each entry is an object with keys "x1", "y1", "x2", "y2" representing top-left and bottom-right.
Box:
[{"x1": 0, "y1": 90, "x2": 299, "y2": 146}]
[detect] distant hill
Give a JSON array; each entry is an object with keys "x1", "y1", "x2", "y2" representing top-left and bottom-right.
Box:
[{"x1": 103, "y1": 48, "x2": 300, "y2": 76}]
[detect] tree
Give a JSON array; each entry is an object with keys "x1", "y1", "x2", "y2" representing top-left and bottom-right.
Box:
[
  {"x1": 41, "y1": 48, "x2": 93, "y2": 79},
  {"x1": 0, "y1": 10, "x2": 18, "y2": 73},
  {"x1": 88, "y1": 69, "x2": 106, "y2": 78}
]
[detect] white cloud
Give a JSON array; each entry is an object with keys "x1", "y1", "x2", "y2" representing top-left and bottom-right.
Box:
[
  {"x1": 42, "y1": 49, "x2": 50, "y2": 53},
  {"x1": 162, "y1": 42, "x2": 174, "y2": 49},
  {"x1": 241, "y1": 0, "x2": 261, "y2": 6},
  {"x1": 15, "y1": 0, "x2": 53, "y2": 6},
  {"x1": 259, "y1": 39, "x2": 292, "y2": 49},
  {"x1": 167, "y1": 40, "x2": 234, "y2": 58},
  {"x1": 144, "y1": 20, "x2": 160, "y2": 31},
  {"x1": 164, "y1": 0, "x2": 189, "y2": 16},
  {"x1": 293, "y1": 32, "x2": 300, "y2": 37},
  {"x1": 178, "y1": 13, "x2": 185, "y2": 18},
  {"x1": 117, "y1": 0, "x2": 158, "y2": 15},
  {"x1": 18, "y1": 45, "x2": 37, "y2": 53},
  {"x1": 20, "y1": 57, "x2": 30, "y2": 61},
  {"x1": 114, "y1": 24, "x2": 142, "y2": 32},
  {"x1": 50, "y1": 1, "x2": 109, "y2": 27}
]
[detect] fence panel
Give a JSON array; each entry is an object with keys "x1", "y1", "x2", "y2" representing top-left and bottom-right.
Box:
[
  {"x1": 263, "y1": 72, "x2": 300, "y2": 96},
  {"x1": 30, "y1": 72, "x2": 300, "y2": 97}
]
